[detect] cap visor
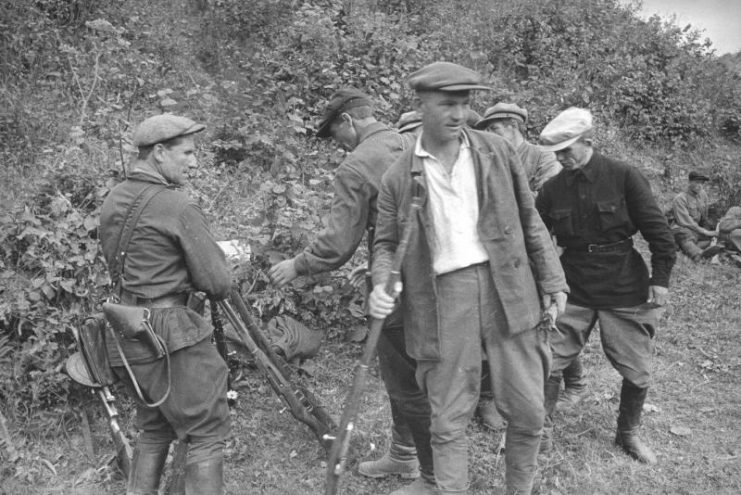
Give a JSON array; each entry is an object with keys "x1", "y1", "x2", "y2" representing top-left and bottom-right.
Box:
[
  {"x1": 538, "y1": 134, "x2": 582, "y2": 152},
  {"x1": 474, "y1": 117, "x2": 496, "y2": 130},
  {"x1": 399, "y1": 122, "x2": 422, "y2": 133},
  {"x1": 316, "y1": 120, "x2": 332, "y2": 138},
  {"x1": 438, "y1": 83, "x2": 492, "y2": 92}
]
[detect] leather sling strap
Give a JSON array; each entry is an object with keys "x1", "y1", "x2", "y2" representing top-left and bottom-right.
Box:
[{"x1": 107, "y1": 182, "x2": 171, "y2": 408}]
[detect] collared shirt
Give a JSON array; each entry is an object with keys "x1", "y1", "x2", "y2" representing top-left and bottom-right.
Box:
[
  {"x1": 416, "y1": 132, "x2": 489, "y2": 274},
  {"x1": 536, "y1": 151, "x2": 676, "y2": 308},
  {"x1": 668, "y1": 189, "x2": 709, "y2": 234}
]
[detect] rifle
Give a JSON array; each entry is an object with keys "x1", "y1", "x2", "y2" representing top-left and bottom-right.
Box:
[
  {"x1": 217, "y1": 289, "x2": 337, "y2": 450},
  {"x1": 325, "y1": 194, "x2": 423, "y2": 495},
  {"x1": 67, "y1": 324, "x2": 133, "y2": 477}
]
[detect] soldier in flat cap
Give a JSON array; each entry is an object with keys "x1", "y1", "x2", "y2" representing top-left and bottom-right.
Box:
[
  {"x1": 369, "y1": 61, "x2": 568, "y2": 495},
  {"x1": 476, "y1": 102, "x2": 562, "y2": 193},
  {"x1": 268, "y1": 88, "x2": 435, "y2": 487},
  {"x1": 667, "y1": 170, "x2": 722, "y2": 261},
  {"x1": 476, "y1": 103, "x2": 588, "y2": 409},
  {"x1": 535, "y1": 108, "x2": 676, "y2": 465},
  {"x1": 99, "y1": 114, "x2": 232, "y2": 493}
]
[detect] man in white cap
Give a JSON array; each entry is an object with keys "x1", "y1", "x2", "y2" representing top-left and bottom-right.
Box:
[
  {"x1": 476, "y1": 102, "x2": 587, "y2": 410},
  {"x1": 370, "y1": 61, "x2": 568, "y2": 495},
  {"x1": 535, "y1": 107, "x2": 676, "y2": 465},
  {"x1": 100, "y1": 114, "x2": 232, "y2": 494}
]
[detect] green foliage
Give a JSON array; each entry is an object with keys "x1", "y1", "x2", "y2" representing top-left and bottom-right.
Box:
[
  {"x1": 467, "y1": 0, "x2": 741, "y2": 146},
  {"x1": 2, "y1": 0, "x2": 741, "y2": 432},
  {"x1": 0, "y1": 157, "x2": 109, "y2": 425}
]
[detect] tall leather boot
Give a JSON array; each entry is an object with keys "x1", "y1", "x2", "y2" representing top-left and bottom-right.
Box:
[
  {"x1": 614, "y1": 379, "x2": 657, "y2": 464},
  {"x1": 558, "y1": 358, "x2": 587, "y2": 408},
  {"x1": 184, "y1": 456, "x2": 224, "y2": 495},
  {"x1": 540, "y1": 375, "x2": 561, "y2": 454},
  {"x1": 127, "y1": 443, "x2": 169, "y2": 495}
]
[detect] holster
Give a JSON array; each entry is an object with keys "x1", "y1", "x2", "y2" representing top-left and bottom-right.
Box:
[{"x1": 103, "y1": 302, "x2": 166, "y2": 365}]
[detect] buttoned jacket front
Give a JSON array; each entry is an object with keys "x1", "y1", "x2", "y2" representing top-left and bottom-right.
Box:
[{"x1": 372, "y1": 129, "x2": 568, "y2": 360}]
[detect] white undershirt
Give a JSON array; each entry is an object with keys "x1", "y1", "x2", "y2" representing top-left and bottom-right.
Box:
[{"x1": 415, "y1": 133, "x2": 489, "y2": 275}]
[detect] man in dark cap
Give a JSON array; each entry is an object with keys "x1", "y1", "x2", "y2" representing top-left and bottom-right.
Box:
[
  {"x1": 476, "y1": 102, "x2": 561, "y2": 193},
  {"x1": 667, "y1": 170, "x2": 721, "y2": 261},
  {"x1": 99, "y1": 114, "x2": 233, "y2": 493},
  {"x1": 370, "y1": 61, "x2": 568, "y2": 495},
  {"x1": 476, "y1": 103, "x2": 587, "y2": 410},
  {"x1": 268, "y1": 88, "x2": 435, "y2": 490},
  {"x1": 536, "y1": 107, "x2": 676, "y2": 465}
]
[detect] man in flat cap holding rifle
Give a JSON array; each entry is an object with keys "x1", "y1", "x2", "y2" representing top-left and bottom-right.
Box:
[
  {"x1": 535, "y1": 107, "x2": 676, "y2": 465},
  {"x1": 370, "y1": 61, "x2": 568, "y2": 495},
  {"x1": 99, "y1": 114, "x2": 232, "y2": 494}
]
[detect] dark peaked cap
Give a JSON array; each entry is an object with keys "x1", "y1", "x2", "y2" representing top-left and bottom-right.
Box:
[
  {"x1": 316, "y1": 88, "x2": 373, "y2": 138},
  {"x1": 408, "y1": 61, "x2": 491, "y2": 92}
]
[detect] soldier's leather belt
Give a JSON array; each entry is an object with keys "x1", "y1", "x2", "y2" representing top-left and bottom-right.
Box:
[
  {"x1": 118, "y1": 290, "x2": 188, "y2": 308},
  {"x1": 569, "y1": 238, "x2": 633, "y2": 254}
]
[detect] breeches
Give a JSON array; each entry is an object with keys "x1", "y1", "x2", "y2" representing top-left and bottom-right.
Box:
[
  {"x1": 550, "y1": 302, "x2": 659, "y2": 388},
  {"x1": 115, "y1": 336, "x2": 230, "y2": 464}
]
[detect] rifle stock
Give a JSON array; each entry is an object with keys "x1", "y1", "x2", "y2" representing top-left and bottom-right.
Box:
[{"x1": 325, "y1": 195, "x2": 422, "y2": 495}]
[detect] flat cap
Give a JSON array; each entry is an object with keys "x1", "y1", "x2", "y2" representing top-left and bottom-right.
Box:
[
  {"x1": 688, "y1": 170, "x2": 711, "y2": 181},
  {"x1": 396, "y1": 110, "x2": 423, "y2": 133},
  {"x1": 538, "y1": 107, "x2": 593, "y2": 152},
  {"x1": 316, "y1": 88, "x2": 373, "y2": 138},
  {"x1": 475, "y1": 102, "x2": 528, "y2": 129},
  {"x1": 408, "y1": 61, "x2": 491, "y2": 92},
  {"x1": 133, "y1": 114, "x2": 205, "y2": 147}
]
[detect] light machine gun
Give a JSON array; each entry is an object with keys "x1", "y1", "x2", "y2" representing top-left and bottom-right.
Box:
[
  {"x1": 65, "y1": 320, "x2": 133, "y2": 477},
  {"x1": 216, "y1": 289, "x2": 337, "y2": 450}
]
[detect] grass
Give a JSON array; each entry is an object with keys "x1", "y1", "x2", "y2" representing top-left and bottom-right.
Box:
[{"x1": 2, "y1": 254, "x2": 740, "y2": 494}]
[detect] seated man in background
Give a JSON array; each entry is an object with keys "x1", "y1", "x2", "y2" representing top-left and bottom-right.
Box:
[{"x1": 667, "y1": 170, "x2": 721, "y2": 261}]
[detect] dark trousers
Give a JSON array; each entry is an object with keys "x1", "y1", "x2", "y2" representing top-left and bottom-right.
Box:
[
  {"x1": 115, "y1": 336, "x2": 230, "y2": 464},
  {"x1": 377, "y1": 325, "x2": 434, "y2": 478}
]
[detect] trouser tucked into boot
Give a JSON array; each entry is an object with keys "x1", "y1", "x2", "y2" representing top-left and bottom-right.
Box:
[
  {"x1": 127, "y1": 442, "x2": 170, "y2": 495},
  {"x1": 615, "y1": 379, "x2": 657, "y2": 464},
  {"x1": 184, "y1": 455, "x2": 224, "y2": 495}
]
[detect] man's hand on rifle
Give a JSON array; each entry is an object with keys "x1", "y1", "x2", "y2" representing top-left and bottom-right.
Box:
[
  {"x1": 269, "y1": 258, "x2": 298, "y2": 288},
  {"x1": 368, "y1": 283, "x2": 398, "y2": 319}
]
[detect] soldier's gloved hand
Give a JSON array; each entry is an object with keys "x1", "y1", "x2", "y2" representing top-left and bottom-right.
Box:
[
  {"x1": 348, "y1": 266, "x2": 368, "y2": 290},
  {"x1": 368, "y1": 283, "x2": 397, "y2": 319},
  {"x1": 269, "y1": 258, "x2": 298, "y2": 289}
]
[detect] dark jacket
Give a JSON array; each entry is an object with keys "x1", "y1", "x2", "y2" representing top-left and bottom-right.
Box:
[
  {"x1": 536, "y1": 151, "x2": 676, "y2": 308},
  {"x1": 372, "y1": 129, "x2": 568, "y2": 361},
  {"x1": 99, "y1": 169, "x2": 231, "y2": 354},
  {"x1": 294, "y1": 122, "x2": 409, "y2": 275}
]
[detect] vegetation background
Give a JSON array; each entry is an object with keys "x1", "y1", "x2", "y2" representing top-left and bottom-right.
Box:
[{"x1": 1, "y1": 0, "x2": 740, "y2": 493}]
